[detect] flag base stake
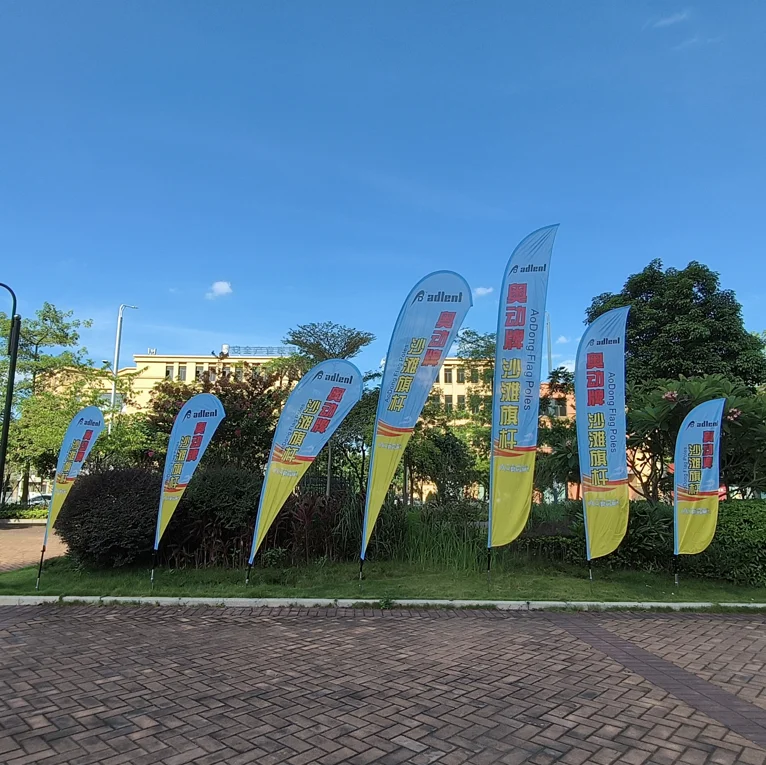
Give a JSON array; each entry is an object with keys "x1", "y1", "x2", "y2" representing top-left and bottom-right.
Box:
[
  {"x1": 150, "y1": 551, "x2": 156, "y2": 591},
  {"x1": 358, "y1": 558, "x2": 364, "y2": 588},
  {"x1": 486, "y1": 548, "x2": 492, "y2": 590},
  {"x1": 35, "y1": 545, "x2": 46, "y2": 591},
  {"x1": 245, "y1": 564, "x2": 252, "y2": 586},
  {"x1": 673, "y1": 554, "x2": 679, "y2": 588}
]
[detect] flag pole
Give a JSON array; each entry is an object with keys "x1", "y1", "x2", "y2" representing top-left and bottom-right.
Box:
[
  {"x1": 35, "y1": 544, "x2": 46, "y2": 591},
  {"x1": 150, "y1": 550, "x2": 156, "y2": 590},
  {"x1": 486, "y1": 548, "x2": 492, "y2": 589}
]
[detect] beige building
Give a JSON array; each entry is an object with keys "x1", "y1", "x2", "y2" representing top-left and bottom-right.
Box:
[
  {"x1": 115, "y1": 345, "x2": 295, "y2": 412},
  {"x1": 432, "y1": 360, "x2": 574, "y2": 419},
  {"x1": 115, "y1": 346, "x2": 574, "y2": 420}
]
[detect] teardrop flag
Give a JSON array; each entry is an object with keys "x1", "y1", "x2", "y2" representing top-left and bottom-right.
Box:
[
  {"x1": 674, "y1": 398, "x2": 725, "y2": 556},
  {"x1": 154, "y1": 393, "x2": 225, "y2": 550},
  {"x1": 37, "y1": 405, "x2": 105, "y2": 588},
  {"x1": 489, "y1": 225, "x2": 558, "y2": 549},
  {"x1": 575, "y1": 306, "x2": 630, "y2": 561},
  {"x1": 248, "y1": 359, "x2": 363, "y2": 564},
  {"x1": 361, "y1": 271, "x2": 472, "y2": 561}
]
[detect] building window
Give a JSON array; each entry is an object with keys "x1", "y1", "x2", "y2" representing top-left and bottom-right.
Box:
[
  {"x1": 195, "y1": 364, "x2": 204, "y2": 380},
  {"x1": 177, "y1": 365, "x2": 187, "y2": 382},
  {"x1": 470, "y1": 368, "x2": 479, "y2": 384},
  {"x1": 251, "y1": 365, "x2": 261, "y2": 380},
  {"x1": 457, "y1": 395, "x2": 466, "y2": 410},
  {"x1": 165, "y1": 364, "x2": 174, "y2": 380},
  {"x1": 208, "y1": 365, "x2": 217, "y2": 382},
  {"x1": 222, "y1": 365, "x2": 231, "y2": 379},
  {"x1": 429, "y1": 394, "x2": 440, "y2": 406},
  {"x1": 457, "y1": 367, "x2": 465, "y2": 384},
  {"x1": 444, "y1": 395, "x2": 453, "y2": 412},
  {"x1": 235, "y1": 366, "x2": 243, "y2": 382},
  {"x1": 443, "y1": 367, "x2": 453, "y2": 384},
  {"x1": 483, "y1": 396, "x2": 492, "y2": 411},
  {"x1": 550, "y1": 398, "x2": 567, "y2": 418},
  {"x1": 470, "y1": 396, "x2": 481, "y2": 414}
]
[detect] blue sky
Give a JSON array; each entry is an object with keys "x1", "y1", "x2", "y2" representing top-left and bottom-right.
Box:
[{"x1": 2, "y1": 2, "x2": 764, "y2": 376}]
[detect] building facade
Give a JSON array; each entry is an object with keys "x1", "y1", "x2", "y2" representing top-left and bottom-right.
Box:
[{"x1": 116, "y1": 345, "x2": 296, "y2": 412}]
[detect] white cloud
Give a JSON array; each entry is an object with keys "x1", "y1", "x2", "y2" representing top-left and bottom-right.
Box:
[
  {"x1": 205, "y1": 281, "x2": 233, "y2": 300},
  {"x1": 473, "y1": 286, "x2": 494, "y2": 298},
  {"x1": 561, "y1": 359, "x2": 576, "y2": 372},
  {"x1": 672, "y1": 35, "x2": 721, "y2": 51},
  {"x1": 649, "y1": 9, "x2": 691, "y2": 28},
  {"x1": 556, "y1": 335, "x2": 570, "y2": 344},
  {"x1": 168, "y1": 287, "x2": 179, "y2": 294}
]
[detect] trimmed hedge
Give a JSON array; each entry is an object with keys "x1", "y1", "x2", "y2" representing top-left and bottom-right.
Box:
[
  {"x1": 0, "y1": 504, "x2": 49, "y2": 520},
  {"x1": 55, "y1": 466, "x2": 766, "y2": 586},
  {"x1": 57, "y1": 468, "x2": 160, "y2": 567}
]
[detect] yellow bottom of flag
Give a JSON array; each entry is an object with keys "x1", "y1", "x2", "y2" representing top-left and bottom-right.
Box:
[{"x1": 489, "y1": 448, "x2": 536, "y2": 548}]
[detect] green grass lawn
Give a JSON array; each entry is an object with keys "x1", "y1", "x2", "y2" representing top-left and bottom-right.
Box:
[{"x1": 3, "y1": 556, "x2": 766, "y2": 604}]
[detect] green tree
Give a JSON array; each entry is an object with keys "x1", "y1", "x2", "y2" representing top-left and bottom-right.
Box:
[
  {"x1": 1, "y1": 303, "x2": 100, "y2": 501},
  {"x1": 145, "y1": 364, "x2": 282, "y2": 470},
  {"x1": 328, "y1": 387, "x2": 379, "y2": 493},
  {"x1": 586, "y1": 260, "x2": 766, "y2": 389},
  {"x1": 283, "y1": 321, "x2": 375, "y2": 363},
  {"x1": 627, "y1": 374, "x2": 766, "y2": 501},
  {"x1": 280, "y1": 320, "x2": 376, "y2": 490},
  {"x1": 407, "y1": 425, "x2": 477, "y2": 502}
]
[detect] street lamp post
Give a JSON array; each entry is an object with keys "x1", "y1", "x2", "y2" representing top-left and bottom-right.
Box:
[
  {"x1": 108, "y1": 304, "x2": 137, "y2": 434},
  {"x1": 0, "y1": 283, "x2": 21, "y2": 506}
]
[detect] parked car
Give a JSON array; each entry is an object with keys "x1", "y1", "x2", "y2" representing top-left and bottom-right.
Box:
[{"x1": 26, "y1": 494, "x2": 51, "y2": 508}]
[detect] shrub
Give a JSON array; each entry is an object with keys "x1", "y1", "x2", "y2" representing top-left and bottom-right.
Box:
[
  {"x1": 685, "y1": 500, "x2": 766, "y2": 586},
  {"x1": 162, "y1": 465, "x2": 261, "y2": 568},
  {"x1": 57, "y1": 468, "x2": 159, "y2": 567},
  {"x1": 0, "y1": 503, "x2": 49, "y2": 520}
]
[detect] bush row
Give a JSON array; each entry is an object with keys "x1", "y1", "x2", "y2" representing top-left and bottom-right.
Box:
[{"x1": 55, "y1": 467, "x2": 766, "y2": 586}]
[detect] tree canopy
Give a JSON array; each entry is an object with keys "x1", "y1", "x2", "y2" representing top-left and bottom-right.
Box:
[
  {"x1": 586, "y1": 260, "x2": 766, "y2": 389},
  {"x1": 283, "y1": 321, "x2": 375, "y2": 363}
]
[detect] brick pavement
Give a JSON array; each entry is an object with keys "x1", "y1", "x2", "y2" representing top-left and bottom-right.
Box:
[
  {"x1": 0, "y1": 524, "x2": 66, "y2": 572},
  {"x1": 2, "y1": 608, "x2": 766, "y2": 764}
]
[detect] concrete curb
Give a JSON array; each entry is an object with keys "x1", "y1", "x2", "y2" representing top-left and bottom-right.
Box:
[
  {"x1": 0, "y1": 518, "x2": 47, "y2": 525},
  {"x1": 1, "y1": 595, "x2": 765, "y2": 611}
]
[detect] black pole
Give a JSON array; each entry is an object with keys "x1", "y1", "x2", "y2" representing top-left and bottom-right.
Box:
[
  {"x1": 673, "y1": 554, "x2": 679, "y2": 588},
  {"x1": 245, "y1": 563, "x2": 252, "y2": 585},
  {"x1": 486, "y1": 547, "x2": 492, "y2": 588},
  {"x1": 358, "y1": 557, "x2": 365, "y2": 582},
  {"x1": 150, "y1": 550, "x2": 157, "y2": 590},
  {"x1": 35, "y1": 542, "x2": 46, "y2": 591},
  {"x1": 0, "y1": 283, "x2": 21, "y2": 508}
]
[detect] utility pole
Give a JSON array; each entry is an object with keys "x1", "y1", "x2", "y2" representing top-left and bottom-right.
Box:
[
  {"x1": 108, "y1": 304, "x2": 137, "y2": 434},
  {"x1": 0, "y1": 283, "x2": 21, "y2": 506}
]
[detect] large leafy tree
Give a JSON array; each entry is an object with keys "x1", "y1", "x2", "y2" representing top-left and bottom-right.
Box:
[
  {"x1": 406, "y1": 425, "x2": 477, "y2": 502},
  {"x1": 145, "y1": 365, "x2": 282, "y2": 470},
  {"x1": 283, "y1": 321, "x2": 375, "y2": 364},
  {"x1": 627, "y1": 375, "x2": 766, "y2": 501},
  {"x1": 586, "y1": 260, "x2": 766, "y2": 389},
  {"x1": 1, "y1": 303, "x2": 102, "y2": 501},
  {"x1": 278, "y1": 321, "x2": 377, "y2": 490}
]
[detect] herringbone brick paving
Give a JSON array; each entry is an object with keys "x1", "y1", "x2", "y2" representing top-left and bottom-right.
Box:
[{"x1": 2, "y1": 608, "x2": 766, "y2": 764}]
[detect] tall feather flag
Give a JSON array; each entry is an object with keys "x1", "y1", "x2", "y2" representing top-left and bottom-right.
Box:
[
  {"x1": 489, "y1": 225, "x2": 558, "y2": 551},
  {"x1": 152, "y1": 393, "x2": 225, "y2": 583},
  {"x1": 575, "y1": 306, "x2": 630, "y2": 563},
  {"x1": 360, "y1": 271, "x2": 472, "y2": 567},
  {"x1": 674, "y1": 398, "x2": 726, "y2": 560},
  {"x1": 247, "y1": 359, "x2": 362, "y2": 580},
  {"x1": 36, "y1": 405, "x2": 105, "y2": 589}
]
